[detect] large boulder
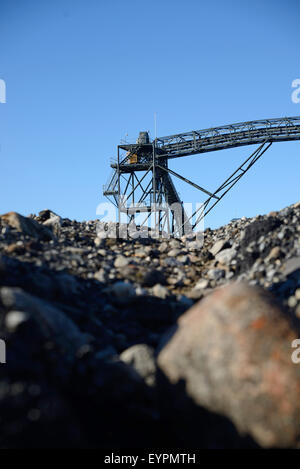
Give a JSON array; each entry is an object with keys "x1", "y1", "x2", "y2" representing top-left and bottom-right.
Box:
[
  {"x1": 157, "y1": 282, "x2": 300, "y2": 448},
  {"x1": 0, "y1": 287, "x2": 160, "y2": 448},
  {"x1": 0, "y1": 287, "x2": 90, "y2": 361},
  {"x1": 1, "y1": 212, "x2": 54, "y2": 241}
]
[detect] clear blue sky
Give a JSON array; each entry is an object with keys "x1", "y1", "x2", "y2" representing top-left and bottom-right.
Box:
[{"x1": 0, "y1": 0, "x2": 299, "y2": 229}]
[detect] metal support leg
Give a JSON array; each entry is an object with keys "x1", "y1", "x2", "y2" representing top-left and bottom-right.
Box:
[{"x1": 190, "y1": 141, "x2": 272, "y2": 230}]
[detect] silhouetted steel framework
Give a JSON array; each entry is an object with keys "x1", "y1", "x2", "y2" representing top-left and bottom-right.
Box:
[{"x1": 103, "y1": 116, "x2": 300, "y2": 236}]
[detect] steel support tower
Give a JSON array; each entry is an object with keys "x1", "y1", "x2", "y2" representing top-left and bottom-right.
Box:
[{"x1": 103, "y1": 116, "x2": 300, "y2": 236}]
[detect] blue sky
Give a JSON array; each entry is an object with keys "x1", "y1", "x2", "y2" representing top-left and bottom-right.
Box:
[{"x1": 0, "y1": 0, "x2": 299, "y2": 229}]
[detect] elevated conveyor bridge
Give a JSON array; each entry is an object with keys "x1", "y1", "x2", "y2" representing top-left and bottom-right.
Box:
[{"x1": 103, "y1": 117, "x2": 300, "y2": 236}]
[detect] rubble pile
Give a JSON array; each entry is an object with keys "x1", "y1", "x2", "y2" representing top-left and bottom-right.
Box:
[{"x1": 0, "y1": 202, "x2": 299, "y2": 448}]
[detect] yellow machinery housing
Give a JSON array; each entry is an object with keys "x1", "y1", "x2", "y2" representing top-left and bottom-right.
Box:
[{"x1": 129, "y1": 153, "x2": 138, "y2": 164}]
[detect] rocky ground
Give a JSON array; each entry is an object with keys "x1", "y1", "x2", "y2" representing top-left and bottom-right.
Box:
[{"x1": 0, "y1": 202, "x2": 300, "y2": 448}]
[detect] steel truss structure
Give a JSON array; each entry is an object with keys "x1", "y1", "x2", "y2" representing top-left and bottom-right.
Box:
[{"x1": 103, "y1": 116, "x2": 300, "y2": 236}]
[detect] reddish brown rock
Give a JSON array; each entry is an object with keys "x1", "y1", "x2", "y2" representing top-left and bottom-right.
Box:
[{"x1": 157, "y1": 282, "x2": 300, "y2": 448}]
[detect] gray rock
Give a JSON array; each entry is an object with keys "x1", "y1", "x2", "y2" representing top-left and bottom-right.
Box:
[
  {"x1": 152, "y1": 284, "x2": 170, "y2": 299},
  {"x1": 169, "y1": 239, "x2": 181, "y2": 249},
  {"x1": 5, "y1": 310, "x2": 29, "y2": 332},
  {"x1": 158, "y1": 242, "x2": 169, "y2": 253},
  {"x1": 134, "y1": 249, "x2": 147, "y2": 258},
  {"x1": 163, "y1": 257, "x2": 180, "y2": 267},
  {"x1": 207, "y1": 268, "x2": 225, "y2": 281},
  {"x1": 114, "y1": 255, "x2": 130, "y2": 268},
  {"x1": 43, "y1": 214, "x2": 62, "y2": 236},
  {"x1": 283, "y1": 257, "x2": 300, "y2": 276},
  {"x1": 288, "y1": 296, "x2": 297, "y2": 308},
  {"x1": 177, "y1": 255, "x2": 189, "y2": 265},
  {"x1": 186, "y1": 239, "x2": 204, "y2": 251},
  {"x1": 38, "y1": 209, "x2": 61, "y2": 222},
  {"x1": 94, "y1": 269, "x2": 107, "y2": 282},
  {"x1": 108, "y1": 281, "x2": 136, "y2": 302},
  {"x1": 94, "y1": 237, "x2": 102, "y2": 247},
  {"x1": 194, "y1": 279, "x2": 209, "y2": 290},
  {"x1": 209, "y1": 239, "x2": 228, "y2": 257},
  {"x1": 215, "y1": 247, "x2": 237, "y2": 264},
  {"x1": 120, "y1": 344, "x2": 156, "y2": 386},
  {"x1": 0, "y1": 287, "x2": 90, "y2": 358},
  {"x1": 1, "y1": 212, "x2": 55, "y2": 241},
  {"x1": 167, "y1": 248, "x2": 181, "y2": 257},
  {"x1": 265, "y1": 246, "x2": 281, "y2": 261}
]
